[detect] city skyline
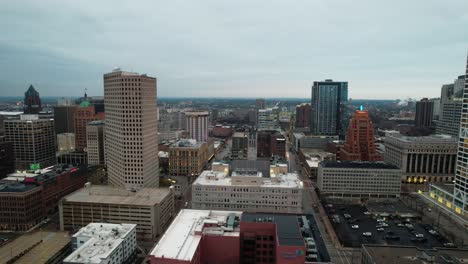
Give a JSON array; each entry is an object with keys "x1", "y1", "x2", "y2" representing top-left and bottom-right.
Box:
[{"x1": 1, "y1": 0, "x2": 468, "y2": 99}]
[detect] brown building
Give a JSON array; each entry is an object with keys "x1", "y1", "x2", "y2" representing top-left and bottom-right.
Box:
[
  {"x1": 0, "y1": 183, "x2": 43, "y2": 231},
  {"x1": 169, "y1": 139, "x2": 212, "y2": 178},
  {"x1": 295, "y1": 103, "x2": 311, "y2": 129},
  {"x1": 257, "y1": 131, "x2": 286, "y2": 159},
  {"x1": 0, "y1": 136, "x2": 14, "y2": 179},
  {"x1": 211, "y1": 125, "x2": 233, "y2": 138},
  {"x1": 74, "y1": 100, "x2": 104, "y2": 152},
  {"x1": 415, "y1": 98, "x2": 434, "y2": 128},
  {"x1": 53, "y1": 105, "x2": 77, "y2": 134},
  {"x1": 232, "y1": 132, "x2": 249, "y2": 159},
  {"x1": 341, "y1": 110, "x2": 381, "y2": 161}
]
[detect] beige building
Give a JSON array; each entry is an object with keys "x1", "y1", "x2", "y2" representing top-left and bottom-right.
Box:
[
  {"x1": 59, "y1": 185, "x2": 174, "y2": 241},
  {"x1": 192, "y1": 162, "x2": 303, "y2": 213},
  {"x1": 104, "y1": 69, "x2": 159, "y2": 189},
  {"x1": 57, "y1": 133, "x2": 75, "y2": 153},
  {"x1": 168, "y1": 139, "x2": 212, "y2": 178},
  {"x1": 86, "y1": 120, "x2": 105, "y2": 165}
]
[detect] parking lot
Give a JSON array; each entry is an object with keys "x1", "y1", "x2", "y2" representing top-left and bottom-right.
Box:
[{"x1": 325, "y1": 204, "x2": 452, "y2": 248}]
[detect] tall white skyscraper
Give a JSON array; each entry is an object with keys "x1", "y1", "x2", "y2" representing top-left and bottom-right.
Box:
[
  {"x1": 454, "y1": 56, "x2": 468, "y2": 215},
  {"x1": 104, "y1": 69, "x2": 159, "y2": 189},
  {"x1": 186, "y1": 111, "x2": 208, "y2": 142}
]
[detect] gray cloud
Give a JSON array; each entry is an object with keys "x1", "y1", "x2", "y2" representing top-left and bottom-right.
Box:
[{"x1": 1, "y1": 0, "x2": 467, "y2": 99}]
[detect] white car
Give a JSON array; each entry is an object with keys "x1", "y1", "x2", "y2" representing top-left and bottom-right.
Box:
[
  {"x1": 364, "y1": 211, "x2": 371, "y2": 215},
  {"x1": 376, "y1": 218, "x2": 385, "y2": 222},
  {"x1": 381, "y1": 223, "x2": 389, "y2": 227},
  {"x1": 377, "y1": 228, "x2": 384, "y2": 232},
  {"x1": 351, "y1": 225, "x2": 359, "y2": 229},
  {"x1": 429, "y1": 230, "x2": 438, "y2": 235},
  {"x1": 363, "y1": 232, "x2": 372, "y2": 237},
  {"x1": 415, "y1": 234, "x2": 424, "y2": 238}
]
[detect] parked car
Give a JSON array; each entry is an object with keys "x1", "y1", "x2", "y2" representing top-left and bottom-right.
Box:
[
  {"x1": 377, "y1": 228, "x2": 384, "y2": 232},
  {"x1": 351, "y1": 225, "x2": 359, "y2": 229},
  {"x1": 363, "y1": 232, "x2": 372, "y2": 237},
  {"x1": 415, "y1": 234, "x2": 424, "y2": 238}
]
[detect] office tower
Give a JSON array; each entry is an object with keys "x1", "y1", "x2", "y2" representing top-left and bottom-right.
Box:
[
  {"x1": 186, "y1": 111, "x2": 209, "y2": 142},
  {"x1": 257, "y1": 108, "x2": 279, "y2": 131},
  {"x1": 453, "y1": 57, "x2": 468, "y2": 215},
  {"x1": 435, "y1": 75, "x2": 465, "y2": 137},
  {"x1": 257, "y1": 130, "x2": 286, "y2": 159},
  {"x1": 341, "y1": 109, "x2": 381, "y2": 161},
  {"x1": 384, "y1": 132, "x2": 457, "y2": 183},
  {"x1": 295, "y1": 103, "x2": 311, "y2": 129},
  {"x1": 232, "y1": 132, "x2": 249, "y2": 159},
  {"x1": 53, "y1": 105, "x2": 77, "y2": 134},
  {"x1": 255, "y1": 98, "x2": 266, "y2": 109},
  {"x1": 57, "y1": 97, "x2": 73, "y2": 106},
  {"x1": 0, "y1": 136, "x2": 14, "y2": 178},
  {"x1": 4, "y1": 115, "x2": 56, "y2": 170},
  {"x1": 23, "y1": 85, "x2": 42, "y2": 114},
  {"x1": 430, "y1": 98, "x2": 441, "y2": 120},
  {"x1": 104, "y1": 69, "x2": 159, "y2": 189},
  {"x1": 74, "y1": 98, "x2": 104, "y2": 152},
  {"x1": 86, "y1": 120, "x2": 105, "y2": 165},
  {"x1": 310, "y1": 79, "x2": 348, "y2": 136},
  {"x1": 415, "y1": 98, "x2": 434, "y2": 128}
]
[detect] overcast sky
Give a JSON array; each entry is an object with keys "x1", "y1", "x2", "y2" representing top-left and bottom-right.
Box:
[{"x1": 1, "y1": 0, "x2": 467, "y2": 99}]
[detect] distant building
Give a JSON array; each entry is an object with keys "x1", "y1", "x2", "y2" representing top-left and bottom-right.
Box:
[
  {"x1": 295, "y1": 103, "x2": 311, "y2": 129},
  {"x1": 64, "y1": 223, "x2": 137, "y2": 264},
  {"x1": 384, "y1": 132, "x2": 457, "y2": 183},
  {"x1": 59, "y1": 185, "x2": 174, "y2": 241},
  {"x1": 311, "y1": 79, "x2": 348, "y2": 136},
  {"x1": 297, "y1": 148, "x2": 335, "y2": 179},
  {"x1": 435, "y1": 75, "x2": 465, "y2": 137},
  {"x1": 257, "y1": 130, "x2": 286, "y2": 159},
  {"x1": 341, "y1": 109, "x2": 381, "y2": 161},
  {"x1": 23, "y1": 85, "x2": 42, "y2": 114},
  {"x1": 430, "y1": 98, "x2": 441, "y2": 120},
  {"x1": 292, "y1": 133, "x2": 337, "y2": 151},
  {"x1": 232, "y1": 132, "x2": 249, "y2": 159},
  {"x1": 150, "y1": 209, "x2": 324, "y2": 264},
  {"x1": 186, "y1": 111, "x2": 209, "y2": 142},
  {"x1": 86, "y1": 121, "x2": 105, "y2": 165},
  {"x1": 361, "y1": 245, "x2": 468, "y2": 264},
  {"x1": 317, "y1": 161, "x2": 401, "y2": 200},
  {"x1": 53, "y1": 105, "x2": 77, "y2": 134},
  {"x1": 255, "y1": 98, "x2": 266, "y2": 109},
  {"x1": 257, "y1": 108, "x2": 279, "y2": 131},
  {"x1": 211, "y1": 125, "x2": 233, "y2": 138},
  {"x1": 0, "y1": 136, "x2": 14, "y2": 179},
  {"x1": 57, "y1": 133, "x2": 75, "y2": 153},
  {"x1": 192, "y1": 162, "x2": 303, "y2": 213},
  {"x1": 415, "y1": 98, "x2": 434, "y2": 128},
  {"x1": 168, "y1": 139, "x2": 212, "y2": 178},
  {"x1": 74, "y1": 98, "x2": 104, "y2": 152},
  {"x1": 104, "y1": 69, "x2": 159, "y2": 189},
  {"x1": 4, "y1": 115, "x2": 56, "y2": 170},
  {"x1": 56, "y1": 151, "x2": 88, "y2": 166}
]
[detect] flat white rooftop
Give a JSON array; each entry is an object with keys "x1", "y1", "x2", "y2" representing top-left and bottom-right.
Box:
[
  {"x1": 65, "y1": 223, "x2": 136, "y2": 264},
  {"x1": 193, "y1": 170, "x2": 303, "y2": 188},
  {"x1": 150, "y1": 209, "x2": 241, "y2": 261}
]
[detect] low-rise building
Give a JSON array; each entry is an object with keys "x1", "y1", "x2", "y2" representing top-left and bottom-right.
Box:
[
  {"x1": 361, "y1": 244, "x2": 468, "y2": 264},
  {"x1": 149, "y1": 210, "x2": 327, "y2": 264},
  {"x1": 168, "y1": 139, "x2": 212, "y2": 178},
  {"x1": 257, "y1": 130, "x2": 286, "y2": 159},
  {"x1": 292, "y1": 133, "x2": 337, "y2": 152},
  {"x1": 192, "y1": 163, "x2": 303, "y2": 214},
  {"x1": 59, "y1": 185, "x2": 174, "y2": 241},
  {"x1": 384, "y1": 132, "x2": 457, "y2": 183},
  {"x1": 297, "y1": 148, "x2": 335, "y2": 179},
  {"x1": 64, "y1": 223, "x2": 137, "y2": 264},
  {"x1": 317, "y1": 161, "x2": 401, "y2": 200}
]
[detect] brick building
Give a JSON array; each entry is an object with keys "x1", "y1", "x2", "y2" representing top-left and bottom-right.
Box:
[{"x1": 257, "y1": 131, "x2": 286, "y2": 159}]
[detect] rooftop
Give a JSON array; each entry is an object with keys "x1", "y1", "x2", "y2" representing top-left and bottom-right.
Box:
[
  {"x1": 233, "y1": 132, "x2": 248, "y2": 138},
  {"x1": 171, "y1": 139, "x2": 202, "y2": 148},
  {"x1": 150, "y1": 209, "x2": 241, "y2": 261},
  {"x1": 320, "y1": 160, "x2": 399, "y2": 170},
  {"x1": 88, "y1": 120, "x2": 105, "y2": 126},
  {"x1": 193, "y1": 170, "x2": 302, "y2": 188},
  {"x1": 241, "y1": 213, "x2": 304, "y2": 246},
  {"x1": 362, "y1": 245, "x2": 468, "y2": 264},
  {"x1": 185, "y1": 111, "x2": 209, "y2": 116},
  {"x1": 385, "y1": 132, "x2": 457, "y2": 144},
  {"x1": 64, "y1": 223, "x2": 136, "y2": 264},
  {"x1": 4, "y1": 164, "x2": 81, "y2": 183},
  {"x1": 62, "y1": 185, "x2": 171, "y2": 206},
  {"x1": 0, "y1": 182, "x2": 39, "y2": 193}
]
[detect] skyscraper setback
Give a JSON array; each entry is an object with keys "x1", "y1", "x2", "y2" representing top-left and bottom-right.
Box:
[
  {"x1": 341, "y1": 109, "x2": 381, "y2": 161},
  {"x1": 104, "y1": 69, "x2": 159, "y2": 189},
  {"x1": 310, "y1": 80, "x2": 348, "y2": 136}
]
